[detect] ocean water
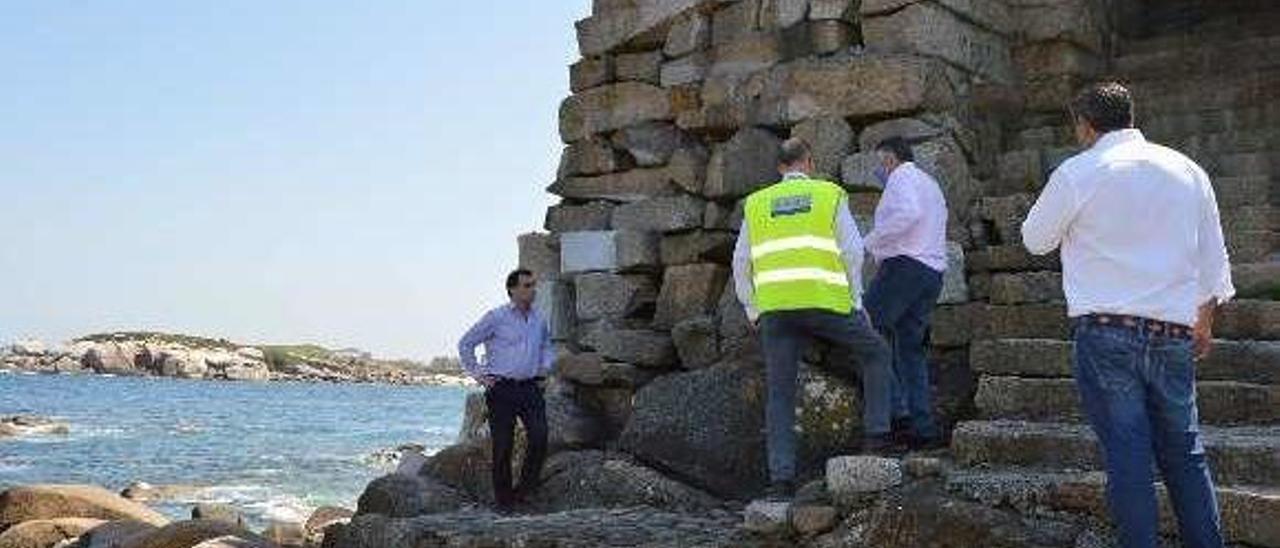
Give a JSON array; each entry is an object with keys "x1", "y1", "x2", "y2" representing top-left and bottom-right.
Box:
[{"x1": 0, "y1": 372, "x2": 469, "y2": 528}]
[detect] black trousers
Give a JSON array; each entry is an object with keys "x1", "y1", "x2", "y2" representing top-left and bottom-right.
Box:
[{"x1": 485, "y1": 378, "x2": 548, "y2": 505}]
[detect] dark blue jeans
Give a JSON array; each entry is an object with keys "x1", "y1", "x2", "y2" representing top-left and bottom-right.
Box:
[
  {"x1": 1072, "y1": 319, "x2": 1223, "y2": 548},
  {"x1": 864, "y1": 256, "x2": 942, "y2": 440},
  {"x1": 759, "y1": 309, "x2": 892, "y2": 482}
]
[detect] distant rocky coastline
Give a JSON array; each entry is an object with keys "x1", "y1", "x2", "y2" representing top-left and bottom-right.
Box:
[{"x1": 0, "y1": 334, "x2": 473, "y2": 387}]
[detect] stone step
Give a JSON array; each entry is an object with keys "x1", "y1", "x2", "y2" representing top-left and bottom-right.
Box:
[
  {"x1": 970, "y1": 338, "x2": 1280, "y2": 384},
  {"x1": 952, "y1": 420, "x2": 1280, "y2": 487},
  {"x1": 1115, "y1": 34, "x2": 1280, "y2": 79},
  {"x1": 931, "y1": 300, "x2": 1280, "y2": 347},
  {"x1": 974, "y1": 376, "x2": 1280, "y2": 426},
  {"x1": 945, "y1": 468, "x2": 1280, "y2": 547}
]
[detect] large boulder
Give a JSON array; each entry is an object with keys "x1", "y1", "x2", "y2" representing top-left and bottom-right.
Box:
[
  {"x1": 115, "y1": 519, "x2": 271, "y2": 548},
  {"x1": 618, "y1": 357, "x2": 864, "y2": 499},
  {"x1": 0, "y1": 485, "x2": 169, "y2": 530},
  {"x1": 0, "y1": 517, "x2": 104, "y2": 547},
  {"x1": 0, "y1": 416, "x2": 69, "y2": 438},
  {"x1": 153, "y1": 349, "x2": 208, "y2": 379},
  {"x1": 82, "y1": 342, "x2": 143, "y2": 375},
  {"x1": 527, "y1": 450, "x2": 723, "y2": 512},
  {"x1": 355, "y1": 474, "x2": 467, "y2": 518},
  {"x1": 73, "y1": 520, "x2": 160, "y2": 548},
  {"x1": 303, "y1": 507, "x2": 354, "y2": 547}
]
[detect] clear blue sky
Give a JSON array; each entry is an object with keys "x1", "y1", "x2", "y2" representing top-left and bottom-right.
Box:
[{"x1": 0, "y1": 2, "x2": 589, "y2": 359}]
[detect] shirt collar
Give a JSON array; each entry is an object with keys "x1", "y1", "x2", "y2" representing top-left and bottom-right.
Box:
[
  {"x1": 1092, "y1": 128, "x2": 1145, "y2": 151},
  {"x1": 782, "y1": 171, "x2": 808, "y2": 180}
]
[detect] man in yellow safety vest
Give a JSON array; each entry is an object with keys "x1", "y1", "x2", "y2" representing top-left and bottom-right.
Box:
[{"x1": 732, "y1": 137, "x2": 894, "y2": 500}]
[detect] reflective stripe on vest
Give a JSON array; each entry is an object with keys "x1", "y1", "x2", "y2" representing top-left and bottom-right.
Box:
[
  {"x1": 749, "y1": 235, "x2": 840, "y2": 261},
  {"x1": 753, "y1": 267, "x2": 850, "y2": 287}
]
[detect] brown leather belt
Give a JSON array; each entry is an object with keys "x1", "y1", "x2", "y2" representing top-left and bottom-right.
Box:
[{"x1": 1078, "y1": 313, "x2": 1193, "y2": 340}]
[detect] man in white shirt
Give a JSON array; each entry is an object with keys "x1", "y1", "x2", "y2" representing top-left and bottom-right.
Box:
[
  {"x1": 1022, "y1": 82, "x2": 1233, "y2": 548},
  {"x1": 863, "y1": 137, "x2": 949, "y2": 450}
]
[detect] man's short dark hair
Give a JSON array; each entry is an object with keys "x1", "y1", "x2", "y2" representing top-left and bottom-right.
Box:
[
  {"x1": 874, "y1": 137, "x2": 915, "y2": 163},
  {"x1": 1070, "y1": 82, "x2": 1135, "y2": 133},
  {"x1": 505, "y1": 268, "x2": 534, "y2": 296},
  {"x1": 778, "y1": 137, "x2": 812, "y2": 166}
]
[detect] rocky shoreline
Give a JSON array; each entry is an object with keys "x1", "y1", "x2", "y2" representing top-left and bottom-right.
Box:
[{"x1": 0, "y1": 337, "x2": 473, "y2": 387}]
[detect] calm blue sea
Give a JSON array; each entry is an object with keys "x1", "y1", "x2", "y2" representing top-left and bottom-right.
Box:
[{"x1": 0, "y1": 372, "x2": 469, "y2": 528}]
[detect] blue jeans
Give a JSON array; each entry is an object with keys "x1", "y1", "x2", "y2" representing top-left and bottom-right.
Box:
[
  {"x1": 864, "y1": 256, "x2": 942, "y2": 440},
  {"x1": 1072, "y1": 319, "x2": 1223, "y2": 548},
  {"x1": 759, "y1": 309, "x2": 892, "y2": 482}
]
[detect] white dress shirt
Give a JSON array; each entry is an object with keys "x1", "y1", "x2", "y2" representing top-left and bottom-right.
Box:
[
  {"x1": 732, "y1": 172, "x2": 866, "y2": 322},
  {"x1": 865, "y1": 162, "x2": 950, "y2": 271},
  {"x1": 1022, "y1": 129, "x2": 1234, "y2": 327}
]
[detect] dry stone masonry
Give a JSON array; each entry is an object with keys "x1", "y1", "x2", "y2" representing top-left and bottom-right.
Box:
[{"x1": 347, "y1": 1, "x2": 1280, "y2": 546}]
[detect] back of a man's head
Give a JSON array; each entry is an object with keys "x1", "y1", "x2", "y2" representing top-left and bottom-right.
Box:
[
  {"x1": 874, "y1": 137, "x2": 915, "y2": 163},
  {"x1": 778, "y1": 137, "x2": 812, "y2": 168},
  {"x1": 1070, "y1": 82, "x2": 1135, "y2": 133}
]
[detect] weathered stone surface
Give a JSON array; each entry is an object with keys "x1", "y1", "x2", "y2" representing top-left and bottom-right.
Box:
[
  {"x1": 1013, "y1": 40, "x2": 1103, "y2": 79},
  {"x1": 550, "y1": 165, "x2": 682, "y2": 202},
  {"x1": 976, "y1": 376, "x2": 1280, "y2": 425},
  {"x1": 966, "y1": 244, "x2": 1060, "y2": 272},
  {"x1": 570, "y1": 56, "x2": 613, "y2": 92},
  {"x1": 82, "y1": 342, "x2": 142, "y2": 375},
  {"x1": 660, "y1": 51, "x2": 710, "y2": 87},
  {"x1": 703, "y1": 199, "x2": 744, "y2": 230},
  {"x1": 191, "y1": 503, "x2": 243, "y2": 526},
  {"x1": 711, "y1": 0, "x2": 764, "y2": 47},
  {"x1": 575, "y1": 0, "x2": 712, "y2": 56},
  {"x1": 517, "y1": 232, "x2": 559, "y2": 281},
  {"x1": 987, "y1": 271, "x2": 1062, "y2": 304},
  {"x1": 861, "y1": 0, "x2": 1012, "y2": 31},
  {"x1": 305, "y1": 506, "x2": 355, "y2": 546},
  {"x1": 559, "y1": 82, "x2": 673, "y2": 143},
  {"x1": 115, "y1": 519, "x2": 271, "y2": 548},
  {"x1": 809, "y1": 0, "x2": 856, "y2": 21},
  {"x1": 973, "y1": 338, "x2": 1280, "y2": 384},
  {"x1": 611, "y1": 122, "x2": 691, "y2": 167},
  {"x1": 356, "y1": 474, "x2": 466, "y2": 518},
  {"x1": 756, "y1": 54, "x2": 957, "y2": 125},
  {"x1": 840, "y1": 152, "x2": 884, "y2": 191},
  {"x1": 574, "y1": 272, "x2": 655, "y2": 321},
  {"x1": 717, "y1": 282, "x2": 756, "y2": 356},
  {"x1": 615, "y1": 50, "x2": 662, "y2": 85},
  {"x1": 611, "y1": 194, "x2": 706, "y2": 232},
  {"x1": 775, "y1": 0, "x2": 809, "y2": 28},
  {"x1": 667, "y1": 144, "x2": 710, "y2": 194},
  {"x1": 672, "y1": 315, "x2": 720, "y2": 369},
  {"x1": 1234, "y1": 262, "x2": 1280, "y2": 299},
  {"x1": 743, "y1": 500, "x2": 791, "y2": 534},
  {"x1": 1008, "y1": 0, "x2": 1106, "y2": 53},
  {"x1": 545, "y1": 201, "x2": 614, "y2": 232},
  {"x1": 977, "y1": 193, "x2": 1036, "y2": 245},
  {"x1": 616, "y1": 230, "x2": 662, "y2": 271},
  {"x1": 826, "y1": 456, "x2": 903, "y2": 502},
  {"x1": 792, "y1": 116, "x2": 854, "y2": 181},
  {"x1": 1217, "y1": 300, "x2": 1280, "y2": 340},
  {"x1": 708, "y1": 32, "x2": 783, "y2": 80},
  {"x1": 0, "y1": 517, "x2": 104, "y2": 548},
  {"x1": 937, "y1": 241, "x2": 969, "y2": 304},
  {"x1": 556, "y1": 352, "x2": 606, "y2": 385},
  {"x1": 559, "y1": 137, "x2": 625, "y2": 176},
  {"x1": 0, "y1": 485, "x2": 169, "y2": 529},
  {"x1": 791, "y1": 504, "x2": 838, "y2": 535},
  {"x1": 661, "y1": 230, "x2": 736, "y2": 265},
  {"x1": 561, "y1": 231, "x2": 617, "y2": 274},
  {"x1": 654, "y1": 263, "x2": 730, "y2": 329},
  {"x1": 529, "y1": 450, "x2": 723, "y2": 512},
  {"x1": 664, "y1": 11, "x2": 710, "y2": 57},
  {"x1": 262, "y1": 522, "x2": 305, "y2": 547},
  {"x1": 534, "y1": 278, "x2": 573, "y2": 342},
  {"x1": 704, "y1": 127, "x2": 783, "y2": 200},
  {"x1": 586, "y1": 327, "x2": 677, "y2": 368},
  {"x1": 863, "y1": 2, "x2": 1012, "y2": 82},
  {"x1": 321, "y1": 506, "x2": 744, "y2": 548},
  {"x1": 913, "y1": 135, "x2": 978, "y2": 221},
  {"x1": 810, "y1": 20, "x2": 855, "y2": 55}
]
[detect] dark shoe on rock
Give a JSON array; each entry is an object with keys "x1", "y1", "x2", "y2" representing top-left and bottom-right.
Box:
[{"x1": 764, "y1": 479, "x2": 796, "y2": 501}]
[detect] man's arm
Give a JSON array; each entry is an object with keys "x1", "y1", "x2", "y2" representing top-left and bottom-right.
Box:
[
  {"x1": 835, "y1": 195, "x2": 865, "y2": 294},
  {"x1": 1192, "y1": 166, "x2": 1236, "y2": 359},
  {"x1": 457, "y1": 310, "x2": 495, "y2": 382},
  {"x1": 732, "y1": 220, "x2": 760, "y2": 323},
  {"x1": 864, "y1": 171, "x2": 920, "y2": 259},
  {"x1": 1021, "y1": 168, "x2": 1077, "y2": 255}
]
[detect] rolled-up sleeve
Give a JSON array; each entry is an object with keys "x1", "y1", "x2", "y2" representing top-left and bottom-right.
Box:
[
  {"x1": 1194, "y1": 167, "x2": 1235, "y2": 305},
  {"x1": 457, "y1": 311, "x2": 494, "y2": 380},
  {"x1": 1022, "y1": 168, "x2": 1077, "y2": 255},
  {"x1": 732, "y1": 221, "x2": 759, "y2": 322}
]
